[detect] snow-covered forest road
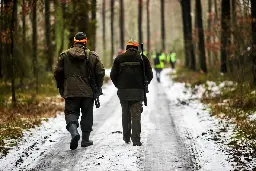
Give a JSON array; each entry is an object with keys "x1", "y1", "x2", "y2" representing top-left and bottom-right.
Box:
[{"x1": 0, "y1": 69, "x2": 243, "y2": 171}]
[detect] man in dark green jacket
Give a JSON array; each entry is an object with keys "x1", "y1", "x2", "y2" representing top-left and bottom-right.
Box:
[
  {"x1": 110, "y1": 40, "x2": 153, "y2": 146},
  {"x1": 54, "y1": 32, "x2": 105, "y2": 150}
]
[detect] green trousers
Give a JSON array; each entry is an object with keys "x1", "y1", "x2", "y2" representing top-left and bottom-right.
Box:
[
  {"x1": 64, "y1": 97, "x2": 94, "y2": 133},
  {"x1": 120, "y1": 101, "x2": 143, "y2": 143}
]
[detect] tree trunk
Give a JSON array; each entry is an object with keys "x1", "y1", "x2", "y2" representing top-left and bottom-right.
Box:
[
  {"x1": 146, "y1": 0, "x2": 150, "y2": 56},
  {"x1": 220, "y1": 0, "x2": 230, "y2": 73},
  {"x1": 213, "y1": 0, "x2": 218, "y2": 65},
  {"x1": 181, "y1": 0, "x2": 190, "y2": 68},
  {"x1": 69, "y1": 3, "x2": 77, "y2": 47},
  {"x1": 160, "y1": 0, "x2": 165, "y2": 51},
  {"x1": 102, "y1": 0, "x2": 106, "y2": 63},
  {"x1": 110, "y1": 0, "x2": 114, "y2": 64},
  {"x1": 20, "y1": 0, "x2": 26, "y2": 85},
  {"x1": 195, "y1": 0, "x2": 207, "y2": 73},
  {"x1": 58, "y1": 1, "x2": 66, "y2": 55},
  {"x1": 45, "y1": 0, "x2": 53, "y2": 71},
  {"x1": 138, "y1": 0, "x2": 143, "y2": 44},
  {"x1": 32, "y1": 0, "x2": 38, "y2": 93},
  {"x1": 251, "y1": 0, "x2": 256, "y2": 85},
  {"x1": 120, "y1": 0, "x2": 125, "y2": 49},
  {"x1": 187, "y1": 0, "x2": 196, "y2": 70},
  {"x1": 207, "y1": 0, "x2": 212, "y2": 67},
  {"x1": 91, "y1": 0, "x2": 97, "y2": 50},
  {"x1": 10, "y1": 0, "x2": 17, "y2": 103},
  {"x1": 0, "y1": 0, "x2": 3, "y2": 78},
  {"x1": 181, "y1": 0, "x2": 196, "y2": 70}
]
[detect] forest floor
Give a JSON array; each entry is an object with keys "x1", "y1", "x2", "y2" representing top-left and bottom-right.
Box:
[
  {"x1": 0, "y1": 73, "x2": 63, "y2": 156},
  {"x1": 0, "y1": 69, "x2": 255, "y2": 170},
  {"x1": 173, "y1": 66, "x2": 256, "y2": 170}
]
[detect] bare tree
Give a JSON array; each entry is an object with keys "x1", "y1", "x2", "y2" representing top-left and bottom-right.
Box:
[
  {"x1": 160, "y1": 0, "x2": 165, "y2": 51},
  {"x1": 138, "y1": 0, "x2": 143, "y2": 44},
  {"x1": 146, "y1": 0, "x2": 150, "y2": 56},
  {"x1": 251, "y1": 0, "x2": 256, "y2": 85},
  {"x1": 91, "y1": 0, "x2": 97, "y2": 50},
  {"x1": 180, "y1": 0, "x2": 196, "y2": 70},
  {"x1": 0, "y1": 0, "x2": 3, "y2": 78},
  {"x1": 45, "y1": 0, "x2": 53, "y2": 71},
  {"x1": 195, "y1": 0, "x2": 207, "y2": 73},
  {"x1": 220, "y1": 0, "x2": 230, "y2": 73},
  {"x1": 32, "y1": 0, "x2": 38, "y2": 93},
  {"x1": 120, "y1": 0, "x2": 124, "y2": 49},
  {"x1": 110, "y1": 0, "x2": 114, "y2": 64},
  {"x1": 10, "y1": 0, "x2": 18, "y2": 103},
  {"x1": 207, "y1": 0, "x2": 212, "y2": 66},
  {"x1": 58, "y1": 1, "x2": 67, "y2": 55},
  {"x1": 102, "y1": 0, "x2": 106, "y2": 63}
]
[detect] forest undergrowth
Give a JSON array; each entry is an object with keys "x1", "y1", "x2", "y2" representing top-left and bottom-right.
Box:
[
  {"x1": 0, "y1": 73, "x2": 64, "y2": 156},
  {"x1": 173, "y1": 66, "x2": 256, "y2": 166}
]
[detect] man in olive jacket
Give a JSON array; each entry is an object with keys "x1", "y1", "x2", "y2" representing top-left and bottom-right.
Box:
[
  {"x1": 110, "y1": 40, "x2": 153, "y2": 146},
  {"x1": 54, "y1": 32, "x2": 105, "y2": 150}
]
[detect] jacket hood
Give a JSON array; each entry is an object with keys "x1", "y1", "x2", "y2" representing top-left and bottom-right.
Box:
[{"x1": 68, "y1": 44, "x2": 87, "y2": 60}]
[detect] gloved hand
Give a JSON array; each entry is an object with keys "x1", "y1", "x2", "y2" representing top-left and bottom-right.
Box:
[
  {"x1": 59, "y1": 86, "x2": 64, "y2": 98},
  {"x1": 95, "y1": 87, "x2": 103, "y2": 97}
]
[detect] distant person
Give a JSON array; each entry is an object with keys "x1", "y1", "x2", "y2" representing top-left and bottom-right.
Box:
[
  {"x1": 153, "y1": 51, "x2": 166, "y2": 82},
  {"x1": 110, "y1": 40, "x2": 153, "y2": 146},
  {"x1": 54, "y1": 32, "x2": 105, "y2": 150},
  {"x1": 151, "y1": 50, "x2": 156, "y2": 59},
  {"x1": 167, "y1": 51, "x2": 177, "y2": 71}
]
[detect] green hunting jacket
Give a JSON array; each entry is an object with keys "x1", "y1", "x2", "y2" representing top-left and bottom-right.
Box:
[{"x1": 54, "y1": 43, "x2": 105, "y2": 98}]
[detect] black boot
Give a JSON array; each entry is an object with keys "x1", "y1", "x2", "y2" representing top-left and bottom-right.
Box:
[
  {"x1": 68, "y1": 124, "x2": 80, "y2": 150},
  {"x1": 123, "y1": 136, "x2": 130, "y2": 144},
  {"x1": 133, "y1": 142, "x2": 142, "y2": 146},
  {"x1": 81, "y1": 132, "x2": 93, "y2": 147}
]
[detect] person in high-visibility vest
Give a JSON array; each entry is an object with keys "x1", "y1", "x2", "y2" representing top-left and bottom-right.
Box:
[
  {"x1": 153, "y1": 51, "x2": 166, "y2": 82},
  {"x1": 151, "y1": 51, "x2": 156, "y2": 59},
  {"x1": 167, "y1": 51, "x2": 177, "y2": 70}
]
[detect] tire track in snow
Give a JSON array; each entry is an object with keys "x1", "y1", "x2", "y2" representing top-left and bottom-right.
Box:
[{"x1": 144, "y1": 79, "x2": 194, "y2": 171}]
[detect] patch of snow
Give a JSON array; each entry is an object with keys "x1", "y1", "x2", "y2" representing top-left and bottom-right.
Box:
[
  {"x1": 105, "y1": 69, "x2": 111, "y2": 78},
  {"x1": 248, "y1": 112, "x2": 256, "y2": 121},
  {"x1": 161, "y1": 68, "x2": 235, "y2": 170}
]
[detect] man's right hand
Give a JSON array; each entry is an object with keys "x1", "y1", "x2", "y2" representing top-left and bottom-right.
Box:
[
  {"x1": 59, "y1": 87, "x2": 64, "y2": 98},
  {"x1": 95, "y1": 87, "x2": 103, "y2": 98}
]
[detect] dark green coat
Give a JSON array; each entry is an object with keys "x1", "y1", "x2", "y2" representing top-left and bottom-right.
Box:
[
  {"x1": 54, "y1": 44, "x2": 105, "y2": 98},
  {"x1": 110, "y1": 48, "x2": 153, "y2": 101}
]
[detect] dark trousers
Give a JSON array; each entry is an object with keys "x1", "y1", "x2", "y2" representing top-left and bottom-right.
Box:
[
  {"x1": 170, "y1": 62, "x2": 176, "y2": 69},
  {"x1": 64, "y1": 97, "x2": 94, "y2": 133},
  {"x1": 155, "y1": 68, "x2": 163, "y2": 82},
  {"x1": 120, "y1": 100, "x2": 143, "y2": 143}
]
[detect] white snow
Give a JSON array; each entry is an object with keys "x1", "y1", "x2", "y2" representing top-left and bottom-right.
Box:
[
  {"x1": 161, "y1": 69, "x2": 234, "y2": 171},
  {"x1": 249, "y1": 112, "x2": 256, "y2": 121}
]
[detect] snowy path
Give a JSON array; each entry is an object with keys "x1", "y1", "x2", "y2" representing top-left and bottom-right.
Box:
[
  {"x1": 144, "y1": 80, "x2": 193, "y2": 170},
  {"x1": 0, "y1": 69, "x2": 236, "y2": 171}
]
